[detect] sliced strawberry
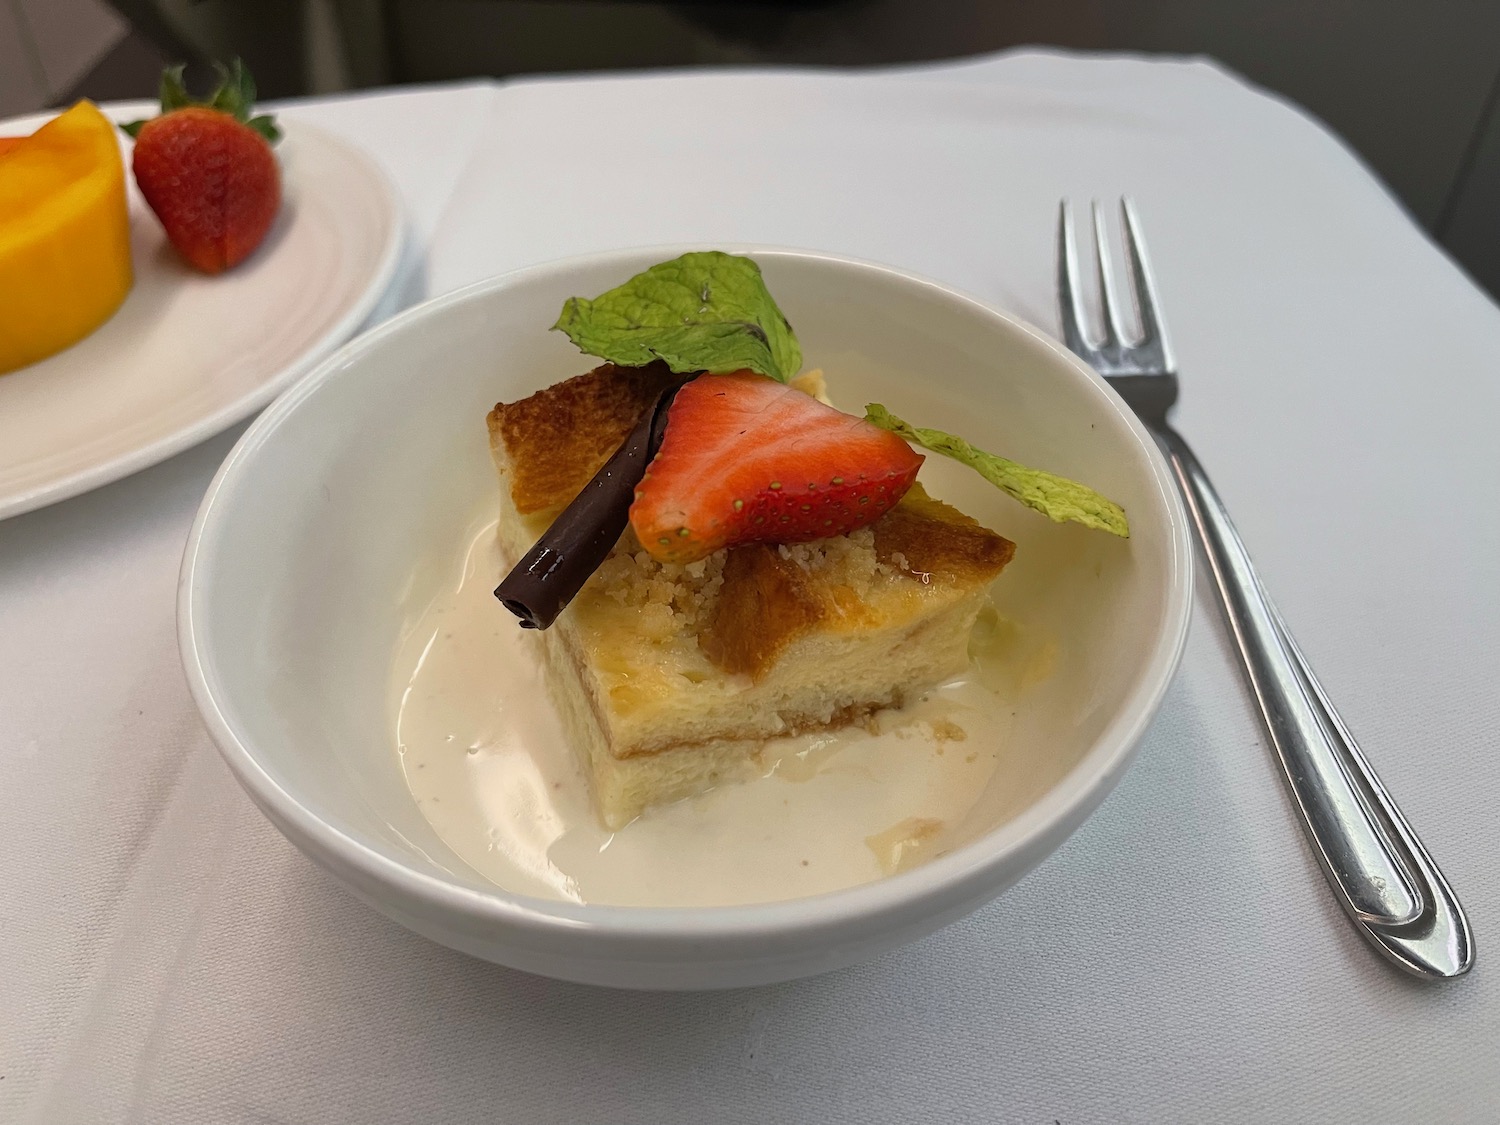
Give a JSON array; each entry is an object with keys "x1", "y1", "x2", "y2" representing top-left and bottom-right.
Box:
[{"x1": 629, "y1": 371, "x2": 924, "y2": 563}]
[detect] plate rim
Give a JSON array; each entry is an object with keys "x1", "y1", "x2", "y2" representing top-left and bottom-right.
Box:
[{"x1": 0, "y1": 114, "x2": 405, "y2": 522}]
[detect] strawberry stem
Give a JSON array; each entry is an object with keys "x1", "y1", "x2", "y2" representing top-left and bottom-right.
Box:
[
  {"x1": 119, "y1": 58, "x2": 281, "y2": 144},
  {"x1": 159, "y1": 64, "x2": 191, "y2": 113}
]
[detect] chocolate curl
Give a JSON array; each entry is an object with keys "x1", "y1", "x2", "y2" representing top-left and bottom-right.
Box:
[{"x1": 495, "y1": 380, "x2": 684, "y2": 629}]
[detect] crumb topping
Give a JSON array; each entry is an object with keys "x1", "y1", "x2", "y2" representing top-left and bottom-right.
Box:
[
  {"x1": 773, "y1": 526, "x2": 900, "y2": 593},
  {"x1": 585, "y1": 525, "x2": 902, "y2": 644},
  {"x1": 586, "y1": 529, "x2": 729, "y2": 640}
]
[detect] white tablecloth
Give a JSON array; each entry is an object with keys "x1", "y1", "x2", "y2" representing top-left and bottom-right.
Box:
[{"x1": 4, "y1": 49, "x2": 1498, "y2": 1123}]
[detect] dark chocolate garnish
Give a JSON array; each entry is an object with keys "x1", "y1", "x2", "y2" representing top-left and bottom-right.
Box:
[{"x1": 494, "y1": 378, "x2": 687, "y2": 629}]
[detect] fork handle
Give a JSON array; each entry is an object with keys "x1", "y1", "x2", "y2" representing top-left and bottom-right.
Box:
[{"x1": 1153, "y1": 424, "x2": 1427, "y2": 928}]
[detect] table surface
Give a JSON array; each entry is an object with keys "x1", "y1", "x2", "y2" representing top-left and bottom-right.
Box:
[{"x1": 3, "y1": 48, "x2": 1498, "y2": 1124}]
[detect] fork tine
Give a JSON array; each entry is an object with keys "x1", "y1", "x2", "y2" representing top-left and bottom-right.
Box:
[
  {"x1": 1056, "y1": 201, "x2": 1091, "y2": 356},
  {"x1": 1090, "y1": 200, "x2": 1124, "y2": 347},
  {"x1": 1120, "y1": 197, "x2": 1174, "y2": 367}
]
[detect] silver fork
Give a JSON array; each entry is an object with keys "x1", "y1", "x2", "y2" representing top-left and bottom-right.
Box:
[{"x1": 1059, "y1": 199, "x2": 1472, "y2": 979}]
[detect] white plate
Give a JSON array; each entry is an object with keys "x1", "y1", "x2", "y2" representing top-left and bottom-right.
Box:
[{"x1": 0, "y1": 107, "x2": 403, "y2": 520}]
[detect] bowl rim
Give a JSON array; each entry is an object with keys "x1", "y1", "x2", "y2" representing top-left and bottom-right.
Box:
[{"x1": 179, "y1": 243, "x2": 1193, "y2": 946}]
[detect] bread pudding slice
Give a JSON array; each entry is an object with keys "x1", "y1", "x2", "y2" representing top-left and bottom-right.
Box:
[{"x1": 488, "y1": 364, "x2": 1015, "y2": 828}]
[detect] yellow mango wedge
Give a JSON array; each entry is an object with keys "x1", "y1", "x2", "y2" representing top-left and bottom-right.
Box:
[{"x1": 0, "y1": 101, "x2": 133, "y2": 374}]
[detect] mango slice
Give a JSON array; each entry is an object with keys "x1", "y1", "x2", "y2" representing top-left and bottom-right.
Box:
[{"x1": 0, "y1": 101, "x2": 133, "y2": 374}]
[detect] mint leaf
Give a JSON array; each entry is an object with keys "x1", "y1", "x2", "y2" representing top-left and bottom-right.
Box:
[
  {"x1": 552, "y1": 251, "x2": 802, "y2": 382},
  {"x1": 865, "y1": 404, "x2": 1129, "y2": 537}
]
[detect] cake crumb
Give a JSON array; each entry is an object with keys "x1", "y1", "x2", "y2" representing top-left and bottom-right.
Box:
[
  {"x1": 770, "y1": 527, "x2": 896, "y2": 591},
  {"x1": 928, "y1": 718, "x2": 967, "y2": 743},
  {"x1": 583, "y1": 530, "x2": 728, "y2": 633}
]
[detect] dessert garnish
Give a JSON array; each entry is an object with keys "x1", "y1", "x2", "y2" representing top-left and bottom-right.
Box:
[
  {"x1": 863, "y1": 406, "x2": 1129, "y2": 536},
  {"x1": 629, "y1": 370, "x2": 924, "y2": 564},
  {"x1": 495, "y1": 378, "x2": 684, "y2": 629},
  {"x1": 0, "y1": 101, "x2": 132, "y2": 375},
  {"x1": 494, "y1": 252, "x2": 800, "y2": 627},
  {"x1": 494, "y1": 252, "x2": 1128, "y2": 627},
  {"x1": 122, "y1": 61, "x2": 282, "y2": 274},
  {"x1": 553, "y1": 251, "x2": 801, "y2": 382}
]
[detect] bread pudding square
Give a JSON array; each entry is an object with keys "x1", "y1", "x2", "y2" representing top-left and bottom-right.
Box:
[{"x1": 488, "y1": 364, "x2": 1014, "y2": 828}]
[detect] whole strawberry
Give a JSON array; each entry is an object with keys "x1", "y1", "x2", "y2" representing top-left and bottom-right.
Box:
[{"x1": 123, "y1": 61, "x2": 281, "y2": 274}]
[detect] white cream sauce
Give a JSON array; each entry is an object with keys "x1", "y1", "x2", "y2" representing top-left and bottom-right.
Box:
[{"x1": 391, "y1": 520, "x2": 1038, "y2": 908}]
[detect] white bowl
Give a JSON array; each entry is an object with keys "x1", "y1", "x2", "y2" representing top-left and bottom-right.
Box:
[{"x1": 180, "y1": 246, "x2": 1192, "y2": 989}]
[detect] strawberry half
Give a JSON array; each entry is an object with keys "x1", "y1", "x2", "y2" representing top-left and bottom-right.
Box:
[
  {"x1": 123, "y1": 61, "x2": 281, "y2": 274},
  {"x1": 629, "y1": 371, "x2": 924, "y2": 563}
]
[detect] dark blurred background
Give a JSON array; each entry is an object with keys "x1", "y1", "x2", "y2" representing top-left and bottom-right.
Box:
[{"x1": 3, "y1": 0, "x2": 1496, "y2": 299}]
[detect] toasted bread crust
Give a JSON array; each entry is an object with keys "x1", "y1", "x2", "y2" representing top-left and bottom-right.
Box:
[
  {"x1": 701, "y1": 544, "x2": 828, "y2": 680},
  {"x1": 872, "y1": 484, "x2": 1016, "y2": 583},
  {"x1": 488, "y1": 361, "x2": 677, "y2": 516},
  {"x1": 702, "y1": 488, "x2": 1014, "y2": 681}
]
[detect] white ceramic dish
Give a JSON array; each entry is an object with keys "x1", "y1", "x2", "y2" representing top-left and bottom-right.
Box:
[
  {"x1": 0, "y1": 107, "x2": 402, "y2": 520},
  {"x1": 179, "y1": 246, "x2": 1192, "y2": 989}
]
